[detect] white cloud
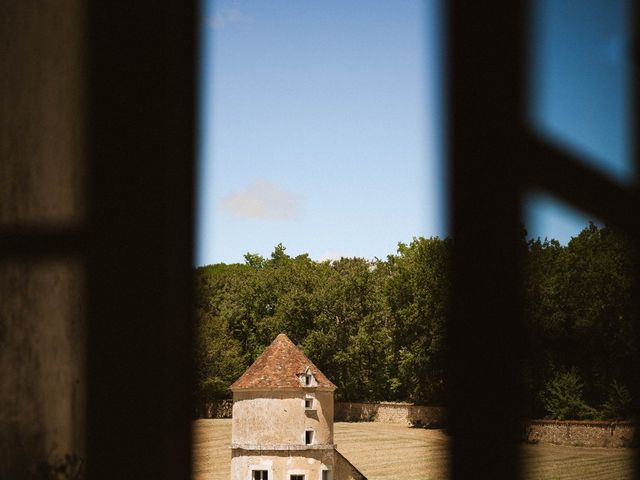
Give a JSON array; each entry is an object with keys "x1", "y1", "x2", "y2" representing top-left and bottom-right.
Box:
[
  {"x1": 220, "y1": 181, "x2": 302, "y2": 221},
  {"x1": 205, "y1": 8, "x2": 251, "y2": 30}
]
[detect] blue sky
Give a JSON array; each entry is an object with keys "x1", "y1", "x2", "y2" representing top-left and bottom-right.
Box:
[{"x1": 197, "y1": 0, "x2": 631, "y2": 266}]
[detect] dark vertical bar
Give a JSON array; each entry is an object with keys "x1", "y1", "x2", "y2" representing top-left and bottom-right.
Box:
[
  {"x1": 447, "y1": 1, "x2": 527, "y2": 479},
  {"x1": 86, "y1": 1, "x2": 196, "y2": 478},
  {"x1": 631, "y1": 2, "x2": 640, "y2": 479}
]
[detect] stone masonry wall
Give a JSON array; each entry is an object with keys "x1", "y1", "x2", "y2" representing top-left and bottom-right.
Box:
[
  {"x1": 204, "y1": 400, "x2": 637, "y2": 448},
  {"x1": 334, "y1": 402, "x2": 447, "y2": 427},
  {"x1": 198, "y1": 399, "x2": 233, "y2": 419},
  {"x1": 524, "y1": 420, "x2": 636, "y2": 448}
]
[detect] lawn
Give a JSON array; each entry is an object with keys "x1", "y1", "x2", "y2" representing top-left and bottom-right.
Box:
[{"x1": 192, "y1": 419, "x2": 635, "y2": 480}]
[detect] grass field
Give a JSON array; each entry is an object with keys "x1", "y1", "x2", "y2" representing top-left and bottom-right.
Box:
[{"x1": 192, "y1": 419, "x2": 635, "y2": 480}]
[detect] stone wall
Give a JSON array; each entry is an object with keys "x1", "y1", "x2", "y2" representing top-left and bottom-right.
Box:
[
  {"x1": 524, "y1": 420, "x2": 636, "y2": 448},
  {"x1": 205, "y1": 401, "x2": 637, "y2": 449},
  {"x1": 198, "y1": 399, "x2": 233, "y2": 419},
  {"x1": 334, "y1": 402, "x2": 447, "y2": 427}
]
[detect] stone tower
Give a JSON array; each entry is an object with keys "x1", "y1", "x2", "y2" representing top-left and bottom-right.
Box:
[{"x1": 230, "y1": 333, "x2": 366, "y2": 480}]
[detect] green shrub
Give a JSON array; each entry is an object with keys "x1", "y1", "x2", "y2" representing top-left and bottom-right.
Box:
[
  {"x1": 542, "y1": 369, "x2": 598, "y2": 420},
  {"x1": 600, "y1": 380, "x2": 633, "y2": 420}
]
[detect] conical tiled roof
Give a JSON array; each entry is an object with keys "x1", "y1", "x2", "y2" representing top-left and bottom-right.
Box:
[{"x1": 230, "y1": 333, "x2": 337, "y2": 390}]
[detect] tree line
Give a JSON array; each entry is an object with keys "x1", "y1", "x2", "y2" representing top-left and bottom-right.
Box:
[{"x1": 195, "y1": 223, "x2": 636, "y2": 420}]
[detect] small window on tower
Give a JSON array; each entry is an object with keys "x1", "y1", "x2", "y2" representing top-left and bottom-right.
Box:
[
  {"x1": 304, "y1": 398, "x2": 313, "y2": 409},
  {"x1": 290, "y1": 475, "x2": 305, "y2": 480},
  {"x1": 253, "y1": 471, "x2": 268, "y2": 480},
  {"x1": 305, "y1": 373, "x2": 312, "y2": 386},
  {"x1": 305, "y1": 430, "x2": 314, "y2": 445}
]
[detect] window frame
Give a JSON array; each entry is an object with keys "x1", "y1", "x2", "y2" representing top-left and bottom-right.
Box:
[
  {"x1": 1, "y1": 2, "x2": 200, "y2": 478},
  {"x1": 304, "y1": 396, "x2": 315, "y2": 410},
  {"x1": 6, "y1": 1, "x2": 638, "y2": 478},
  {"x1": 303, "y1": 369, "x2": 313, "y2": 386},
  {"x1": 304, "y1": 429, "x2": 314, "y2": 445},
  {"x1": 447, "y1": 1, "x2": 640, "y2": 479},
  {"x1": 251, "y1": 470, "x2": 269, "y2": 480}
]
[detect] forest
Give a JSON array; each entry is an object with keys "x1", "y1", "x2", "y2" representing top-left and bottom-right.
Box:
[{"x1": 195, "y1": 223, "x2": 636, "y2": 420}]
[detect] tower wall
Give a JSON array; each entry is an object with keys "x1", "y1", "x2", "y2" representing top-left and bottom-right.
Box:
[
  {"x1": 232, "y1": 389, "x2": 334, "y2": 446},
  {"x1": 231, "y1": 449, "x2": 334, "y2": 480}
]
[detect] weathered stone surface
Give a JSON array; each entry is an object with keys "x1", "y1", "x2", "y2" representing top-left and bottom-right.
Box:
[
  {"x1": 524, "y1": 420, "x2": 636, "y2": 448},
  {"x1": 198, "y1": 399, "x2": 233, "y2": 419},
  {"x1": 232, "y1": 390, "x2": 334, "y2": 446},
  {"x1": 335, "y1": 402, "x2": 448, "y2": 427}
]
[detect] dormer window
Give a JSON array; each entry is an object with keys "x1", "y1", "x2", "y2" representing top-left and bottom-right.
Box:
[{"x1": 301, "y1": 366, "x2": 314, "y2": 387}]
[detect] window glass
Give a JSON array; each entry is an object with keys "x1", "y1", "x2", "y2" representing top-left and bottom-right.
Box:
[{"x1": 529, "y1": 0, "x2": 632, "y2": 183}]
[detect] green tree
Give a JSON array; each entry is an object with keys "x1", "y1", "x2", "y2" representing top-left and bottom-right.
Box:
[
  {"x1": 600, "y1": 380, "x2": 633, "y2": 420},
  {"x1": 524, "y1": 224, "x2": 636, "y2": 418},
  {"x1": 193, "y1": 228, "x2": 636, "y2": 415},
  {"x1": 541, "y1": 368, "x2": 597, "y2": 420},
  {"x1": 385, "y1": 237, "x2": 451, "y2": 404},
  {"x1": 302, "y1": 257, "x2": 392, "y2": 401},
  {"x1": 194, "y1": 308, "x2": 246, "y2": 401}
]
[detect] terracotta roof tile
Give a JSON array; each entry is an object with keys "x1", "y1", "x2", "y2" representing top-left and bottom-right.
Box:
[{"x1": 230, "y1": 333, "x2": 337, "y2": 390}]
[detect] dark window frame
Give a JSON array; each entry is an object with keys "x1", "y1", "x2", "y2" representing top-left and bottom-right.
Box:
[
  {"x1": 253, "y1": 470, "x2": 268, "y2": 480},
  {"x1": 447, "y1": 1, "x2": 640, "y2": 479},
  {"x1": 3, "y1": 2, "x2": 197, "y2": 478},
  {"x1": 305, "y1": 430, "x2": 314, "y2": 445},
  {"x1": 4, "y1": 1, "x2": 637, "y2": 479}
]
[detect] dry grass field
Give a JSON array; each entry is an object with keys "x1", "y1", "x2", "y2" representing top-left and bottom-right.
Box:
[{"x1": 192, "y1": 419, "x2": 635, "y2": 480}]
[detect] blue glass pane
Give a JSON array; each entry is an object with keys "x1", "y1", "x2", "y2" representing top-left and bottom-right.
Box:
[
  {"x1": 530, "y1": 0, "x2": 632, "y2": 183},
  {"x1": 525, "y1": 191, "x2": 599, "y2": 244}
]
